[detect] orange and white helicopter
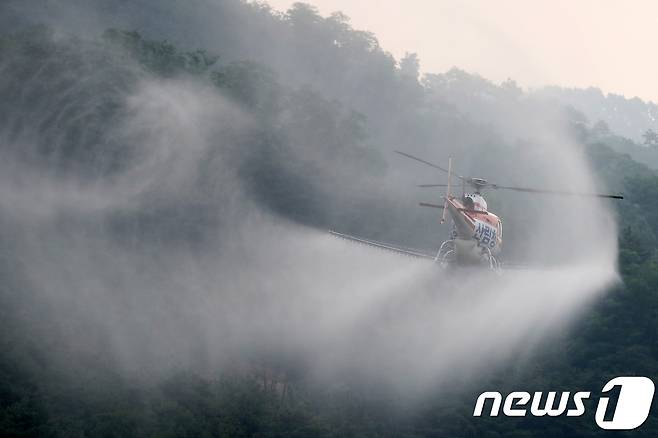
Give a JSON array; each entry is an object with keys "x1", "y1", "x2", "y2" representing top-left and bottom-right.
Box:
[{"x1": 331, "y1": 150, "x2": 623, "y2": 270}]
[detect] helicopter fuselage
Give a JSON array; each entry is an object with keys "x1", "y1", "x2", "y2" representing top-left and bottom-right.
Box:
[{"x1": 443, "y1": 195, "x2": 502, "y2": 265}]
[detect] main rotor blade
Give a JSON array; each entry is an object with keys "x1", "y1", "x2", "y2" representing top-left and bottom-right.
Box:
[
  {"x1": 491, "y1": 184, "x2": 623, "y2": 199},
  {"x1": 419, "y1": 202, "x2": 445, "y2": 209},
  {"x1": 419, "y1": 202, "x2": 488, "y2": 214},
  {"x1": 394, "y1": 151, "x2": 465, "y2": 180},
  {"x1": 397, "y1": 150, "x2": 623, "y2": 199}
]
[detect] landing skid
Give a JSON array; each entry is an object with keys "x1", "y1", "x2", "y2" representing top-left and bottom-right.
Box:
[
  {"x1": 435, "y1": 239, "x2": 456, "y2": 267},
  {"x1": 435, "y1": 238, "x2": 500, "y2": 272}
]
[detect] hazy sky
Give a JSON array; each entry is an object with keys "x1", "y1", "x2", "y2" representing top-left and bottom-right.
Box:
[{"x1": 266, "y1": 0, "x2": 658, "y2": 102}]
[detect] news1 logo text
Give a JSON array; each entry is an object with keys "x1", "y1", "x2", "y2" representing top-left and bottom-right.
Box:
[{"x1": 474, "y1": 376, "x2": 655, "y2": 430}]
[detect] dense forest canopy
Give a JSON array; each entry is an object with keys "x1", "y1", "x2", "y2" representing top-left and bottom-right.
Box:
[{"x1": 0, "y1": 1, "x2": 657, "y2": 437}]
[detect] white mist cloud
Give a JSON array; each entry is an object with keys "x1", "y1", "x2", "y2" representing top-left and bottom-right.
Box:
[{"x1": 0, "y1": 71, "x2": 619, "y2": 397}]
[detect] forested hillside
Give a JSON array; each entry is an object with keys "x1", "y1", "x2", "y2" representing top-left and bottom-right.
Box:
[
  {"x1": 536, "y1": 86, "x2": 658, "y2": 143},
  {"x1": 1, "y1": 1, "x2": 658, "y2": 437}
]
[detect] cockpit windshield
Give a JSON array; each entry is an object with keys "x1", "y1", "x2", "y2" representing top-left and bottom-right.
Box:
[{"x1": 463, "y1": 194, "x2": 487, "y2": 212}]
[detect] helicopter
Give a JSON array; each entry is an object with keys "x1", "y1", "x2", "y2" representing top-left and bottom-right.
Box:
[{"x1": 330, "y1": 150, "x2": 623, "y2": 270}]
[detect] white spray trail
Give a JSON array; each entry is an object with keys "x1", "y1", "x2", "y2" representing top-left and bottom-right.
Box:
[{"x1": 0, "y1": 76, "x2": 619, "y2": 395}]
